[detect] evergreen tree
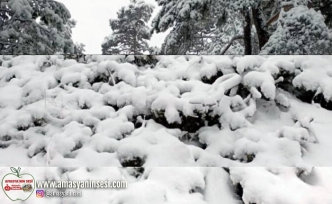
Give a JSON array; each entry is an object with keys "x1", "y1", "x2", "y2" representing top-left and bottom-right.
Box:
[
  {"x1": 74, "y1": 42, "x2": 85, "y2": 55},
  {"x1": 261, "y1": 5, "x2": 332, "y2": 54},
  {"x1": 204, "y1": 11, "x2": 244, "y2": 54},
  {"x1": 159, "y1": 19, "x2": 213, "y2": 54},
  {"x1": 148, "y1": 46, "x2": 161, "y2": 54},
  {"x1": 311, "y1": 0, "x2": 332, "y2": 28},
  {"x1": 0, "y1": 0, "x2": 75, "y2": 54},
  {"x1": 153, "y1": 0, "x2": 332, "y2": 55},
  {"x1": 151, "y1": 0, "x2": 238, "y2": 54},
  {"x1": 102, "y1": 0, "x2": 154, "y2": 55}
]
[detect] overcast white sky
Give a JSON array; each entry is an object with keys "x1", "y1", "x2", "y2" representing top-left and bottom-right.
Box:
[{"x1": 56, "y1": 0, "x2": 167, "y2": 54}]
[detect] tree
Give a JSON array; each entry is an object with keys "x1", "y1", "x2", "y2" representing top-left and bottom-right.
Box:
[
  {"x1": 74, "y1": 42, "x2": 85, "y2": 55},
  {"x1": 151, "y1": 0, "x2": 240, "y2": 54},
  {"x1": 0, "y1": 0, "x2": 76, "y2": 54},
  {"x1": 152, "y1": 0, "x2": 332, "y2": 55},
  {"x1": 148, "y1": 46, "x2": 161, "y2": 54},
  {"x1": 261, "y1": 5, "x2": 332, "y2": 54},
  {"x1": 102, "y1": 0, "x2": 154, "y2": 55},
  {"x1": 206, "y1": 12, "x2": 244, "y2": 55},
  {"x1": 158, "y1": 19, "x2": 212, "y2": 54},
  {"x1": 311, "y1": 0, "x2": 332, "y2": 28}
]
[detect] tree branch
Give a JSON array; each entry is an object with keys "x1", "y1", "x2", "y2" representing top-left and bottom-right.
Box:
[
  {"x1": 0, "y1": 40, "x2": 15, "y2": 45},
  {"x1": 0, "y1": 8, "x2": 12, "y2": 14},
  {"x1": 267, "y1": 5, "x2": 295, "y2": 26},
  {"x1": 194, "y1": 35, "x2": 217, "y2": 39},
  {"x1": 221, "y1": 35, "x2": 243, "y2": 55}
]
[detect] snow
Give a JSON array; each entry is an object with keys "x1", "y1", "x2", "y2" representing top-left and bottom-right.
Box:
[
  {"x1": 275, "y1": 93, "x2": 290, "y2": 107},
  {"x1": 0, "y1": 166, "x2": 329, "y2": 204},
  {"x1": 0, "y1": 84, "x2": 22, "y2": 109},
  {"x1": 204, "y1": 168, "x2": 240, "y2": 204},
  {"x1": 293, "y1": 56, "x2": 332, "y2": 101},
  {"x1": 243, "y1": 71, "x2": 276, "y2": 100},
  {"x1": 1, "y1": 55, "x2": 332, "y2": 167},
  {"x1": 0, "y1": 55, "x2": 332, "y2": 203},
  {"x1": 229, "y1": 167, "x2": 332, "y2": 204},
  {"x1": 261, "y1": 6, "x2": 332, "y2": 54},
  {"x1": 233, "y1": 56, "x2": 266, "y2": 74}
]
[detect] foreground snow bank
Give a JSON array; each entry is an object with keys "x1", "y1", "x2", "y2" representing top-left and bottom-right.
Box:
[{"x1": 0, "y1": 167, "x2": 331, "y2": 204}]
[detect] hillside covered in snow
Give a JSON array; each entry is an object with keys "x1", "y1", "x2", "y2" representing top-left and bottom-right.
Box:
[{"x1": 0, "y1": 55, "x2": 332, "y2": 203}]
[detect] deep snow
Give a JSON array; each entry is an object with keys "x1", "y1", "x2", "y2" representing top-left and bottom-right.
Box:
[{"x1": 0, "y1": 55, "x2": 332, "y2": 203}]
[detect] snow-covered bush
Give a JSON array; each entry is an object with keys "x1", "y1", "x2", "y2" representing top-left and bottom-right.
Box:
[
  {"x1": 1, "y1": 55, "x2": 332, "y2": 168},
  {"x1": 1, "y1": 55, "x2": 332, "y2": 203}
]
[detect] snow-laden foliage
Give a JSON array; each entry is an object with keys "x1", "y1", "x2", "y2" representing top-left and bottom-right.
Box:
[
  {"x1": 261, "y1": 5, "x2": 332, "y2": 54},
  {"x1": 0, "y1": 0, "x2": 77, "y2": 54},
  {"x1": 73, "y1": 42, "x2": 86, "y2": 55},
  {"x1": 102, "y1": 0, "x2": 155, "y2": 55},
  {"x1": 151, "y1": 0, "x2": 244, "y2": 54},
  {"x1": 311, "y1": 0, "x2": 332, "y2": 28},
  {"x1": 1, "y1": 55, "x2": 332, "y2": 168},
  {"x1": 152, "y1": 0, "x2": 332, "y2": 54},
  {"x1": 204, "y1": 13, "x2": 244, "y2": 55},
  {"x1": 1, "y1": 55, "x2": 332, "y2": 203}
]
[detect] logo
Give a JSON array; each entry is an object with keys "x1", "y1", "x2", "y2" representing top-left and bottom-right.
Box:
[
  {"x1": 36, "y1": 190, "x2": 44, "y2": 198},
  {"x1": 22, "y1": 184, "x2": 33, "y2": 192},
  {"x1": 1, "y1": 167, "x2": 35, "y2": 201}
]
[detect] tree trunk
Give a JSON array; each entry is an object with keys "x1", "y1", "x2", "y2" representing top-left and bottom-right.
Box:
[
  {"x1": 133, "y1": 21, "x2": 137, "y2": 55},
  {"x1": 134, "y1": 35, "x2": 137, "y2": 55},
  {"x1": 252, "y1": 7, "x2": 270, "y2": 50},
  {"x1": 243, "y1": 8, "x2": 252, "y2": 55}
]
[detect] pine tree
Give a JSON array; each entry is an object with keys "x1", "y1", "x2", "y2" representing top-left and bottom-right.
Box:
[
  {"x1": 159, "y1": 19, "x2": 213, "y2": 54},
  {"x1": 205, "y1": 11, "x2": 244, "y2": 54},
  {"x1": 311, "y1": 0, "x2": 332, "y2": 28},
  {"x1": 102, "y1": 0, "x2": 154, "y2": 55},
  {"x1": 74, "y1": 42, "x2": 85, "y2": 55},
  {"x1": 153, "y1": 0, "x2": 332, "y2": 55},
  {"x1": 152, "y1": 0, "x2": 236, "y2": 54},
  {"x1": 148, "y1": 46, "x2": 161, "y2": 54},
  {"x1": 0, "y1": 0, "x2": 75, "y2": 54},
  {"x1": 261, "y1": 5, "x2": 332, "y2": 54}
]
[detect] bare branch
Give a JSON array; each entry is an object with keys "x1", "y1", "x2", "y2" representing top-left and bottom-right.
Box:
[
  {"x1": 106, "y1": 68, "x2": 116, "y2": 86},
  {"x1": 194, "y1": 35, "x2": 217, "y2": 39},
  {"x1": 0, "y1": 40, "x2": 15, "y2": 45},
  {"x1": 221, "y1": 35, "x2": 243, "y2": 55},
  {"x1": 0, "y1": 8, "x2": 12, "y2": 14}
]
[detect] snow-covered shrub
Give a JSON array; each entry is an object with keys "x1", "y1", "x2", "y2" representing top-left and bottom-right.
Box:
[
  {"x1": 0, "y1": 55, "x2": 332, "y2": 169},
  {"x1": 117, "y1": 143, "x2": 147, "y2": 167},
  {"x1": 1, "y1": 55, "x2": 332, "y2": 203}
]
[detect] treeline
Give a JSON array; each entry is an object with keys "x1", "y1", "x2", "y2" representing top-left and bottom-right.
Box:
[{"x1": 1, "y1": 0, "x2": 331, "y2": 55}]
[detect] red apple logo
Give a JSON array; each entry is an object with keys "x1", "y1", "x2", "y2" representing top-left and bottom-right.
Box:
[{"x1": 2, "y1": 167, "x2": 35, "y2": 201}]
